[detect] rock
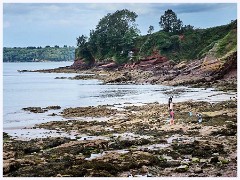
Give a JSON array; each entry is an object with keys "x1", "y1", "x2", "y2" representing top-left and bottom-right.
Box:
[
  {"x1": 22, "y1": 107, "x2": 47, "y2": 113},
  {"x1": 181, "y1": 159, "x2": 191, "y2": 165},
  {"x1": 192, "y1": 157, "x2": 200, "y2": 163},
  {"x1": 62, "y1": 106, "x2": 118, "y2": 117},
  {"x1": 71, "y1": 59, "x2": 90, "y2": 70},
  {"x1": 175, "y1": 61, "x2": 187, "y2": 70},
  {"x1": 140, "y1": 165, "x2": 148, "y2": 174},
  {"x1": 46, "y1": 106, "x2": 61, "y2": 110},
  {"x1": 48, "y1": 113, "x2": 57, "y2": 116},
  {"x1": 210, "y1": 156, "x2": 219, "y2": 163},
  {"x1": 55, "y1": 77, "x2": 67, "y2": 79},
  {"x1": 175, "y1": 165, "x2": 189, "y2": 173},
  {"x1": 199, "y1": 159, "x2": 207, "y2": 163},
  {"x1": 147, "y1": 173, "x2": 153, "y2": 177},
  {"x1": 219, "y1": 157, "x2": 230, "y2": 164},
  {"x1": 3, "y1": 160, "x2": 21, "y2": 174},
  {"x1": 194, "y1": 167, "x2": 203, "y2": 173},
  {"x1": 3, "y1": 151, "x2": 15, "y2": 160}
]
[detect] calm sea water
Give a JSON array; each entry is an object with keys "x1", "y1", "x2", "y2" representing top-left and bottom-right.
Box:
[{"x1": 3, "y1": 62, "x2": 236, "y2": 131}]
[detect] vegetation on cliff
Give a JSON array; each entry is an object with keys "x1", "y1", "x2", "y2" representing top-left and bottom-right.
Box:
[
  {"x1": 3, "y1": 46, "x2": 75, "y2": 62},
  {"x1": 75, "y1": 9, "x2": 237, "y2": 65}
]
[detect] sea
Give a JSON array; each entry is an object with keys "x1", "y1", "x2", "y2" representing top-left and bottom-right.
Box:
[{"x1": 2, "y1": 62, "x2": 236, "y2": 139}]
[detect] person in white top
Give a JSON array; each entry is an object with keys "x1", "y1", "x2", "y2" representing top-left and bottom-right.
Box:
[{"x1": 168, "y1": 96, "x2": 173, "y2": 114}]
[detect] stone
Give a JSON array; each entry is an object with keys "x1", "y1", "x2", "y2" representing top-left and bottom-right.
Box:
[
  {"x1": 147, "y1": 173, "x2": 153, "y2": 177},
  {"x1": 219, "y1": 158, "x2": 229, "y2": 164},
  {"x1": 192, "y1": 157, "x2": 200, "y2": 163},
  {"x1": 46, "y1": 106, "x2": 61, "y2": 110},
  {"x1": 200, "y1": 159, "x2": 207, "y2": 163},
  {"x1": 175, "y1": 165, "x2": 189, "y2": 173},
  {"x1": 210, "y1": 156, "x2": 219, "y2": 163},
  {"x1": 194, "y1": 167, "x2": 203, "y2": 173},
  {"x1": 181, "y1": 159, "x2": 191, "y2": 165},
  {"x1": 140, "y1": 165, "x2": 148, "y2": 174}
]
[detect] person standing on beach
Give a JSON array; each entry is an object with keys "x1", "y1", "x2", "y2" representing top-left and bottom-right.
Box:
[
  {"x1": 168, "y1": 96, "x2": 174, "y2": 125},
  {"x1": 168, "y1": 96, "x2": 173, "y2": 116}
]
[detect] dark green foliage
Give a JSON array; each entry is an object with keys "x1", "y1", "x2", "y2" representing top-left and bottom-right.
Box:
[
  {"x1": 159, "y1": 9, "x2": 183, "y2": 34},
  {"x1": 76, "y1": 9, "x2": 140, "y2": 64},
  {"x1": 3, "y1": 46, "x2": 75, "y2": 62},
  {"x1": 148, "y1": 25, "x2": 154, "y2": 34},
  {"x1": 76, "y1": 35, "x2": 95, "y2": 66}
]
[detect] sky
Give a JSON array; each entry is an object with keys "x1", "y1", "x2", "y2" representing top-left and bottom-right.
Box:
[{"x1": 2, "y1": 2, "x2": 238, "y2": 47}]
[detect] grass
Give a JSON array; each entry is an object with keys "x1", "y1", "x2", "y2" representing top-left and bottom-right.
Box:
[{"x1": 216, "y1": 29, "x2": 237, "y2": 58}]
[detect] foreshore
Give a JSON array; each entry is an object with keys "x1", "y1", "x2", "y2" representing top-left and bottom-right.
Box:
[{"x1": 3, "y1": 99, "x2": 237, "y2": 177}]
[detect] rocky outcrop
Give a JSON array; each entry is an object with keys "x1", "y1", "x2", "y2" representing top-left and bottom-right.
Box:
[
  {"x1": 22, "y1": 106, "x2": 61, "y2": 113},
  {"x1": 70, "y1": 58, "x2": 89, "y2": 70},
  {"x1": 61, "y1": 105, "x2": 119, "y2": 118}
]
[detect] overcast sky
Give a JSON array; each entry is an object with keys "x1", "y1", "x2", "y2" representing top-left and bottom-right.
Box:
[{"x1": 3, "y1": 3, "x2": 237, "y2": 47}]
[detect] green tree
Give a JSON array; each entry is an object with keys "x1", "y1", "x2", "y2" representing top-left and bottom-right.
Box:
[
  {"x1": 87, "y1": 9, "x2": 140, "y2": 63},
  {"x1": 182, "y1": 24, "x2": 194, "y2": 32},
  {"x1": 147, "y1": 25, "x2": 154, "y2": 34},
  {"x1": 159, "y1": 9, "x2": 183, "y2": 34},
  {"x1": 76, "y1": 35, "x2": 95, "y2": 66}
]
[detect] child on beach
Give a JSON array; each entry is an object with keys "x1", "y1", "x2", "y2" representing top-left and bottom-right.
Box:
[{"x1": 168, "y1": 96, "x2": 174, "y2": 125}]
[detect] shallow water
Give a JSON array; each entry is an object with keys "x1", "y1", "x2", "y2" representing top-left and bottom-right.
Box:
[{"x1": 3, "y1": 62, "x2": 236, "y2": 138}]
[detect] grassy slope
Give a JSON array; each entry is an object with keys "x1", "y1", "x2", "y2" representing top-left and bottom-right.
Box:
[{"x1": 135, "y1": 20, "x2": 237, "y2": 62}]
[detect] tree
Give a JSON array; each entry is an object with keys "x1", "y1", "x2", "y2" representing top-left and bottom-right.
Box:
[
  {"x1": 182, "y1": 24, "x2": 194, "y2": 32},
  {"x1": 87, "y1": 9, "x2": 140, "y2": 63},
  {"x1": 76, "y1": 35, "x2": 95, "y2": 66},
  {"x1": 147, "y1": 25, "x2": 154, "y2": 34},
  {"x1": 77, "y1": 35, "x2": 87, "y2": 47},
  {"x1": 159, "y1": 9, "x2": 183, "y2": 34}
]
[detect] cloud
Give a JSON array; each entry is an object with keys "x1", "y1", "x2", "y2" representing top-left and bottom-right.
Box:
[
  {"x1": 170, "y1": 3, "x2": 236, "y2": 14},
  {"x1": 3, "y1": 3, "x2": 237, "y2": 47},
  {"x1": 3, "y1": 3, "x2": 236, "y2": 22}
]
